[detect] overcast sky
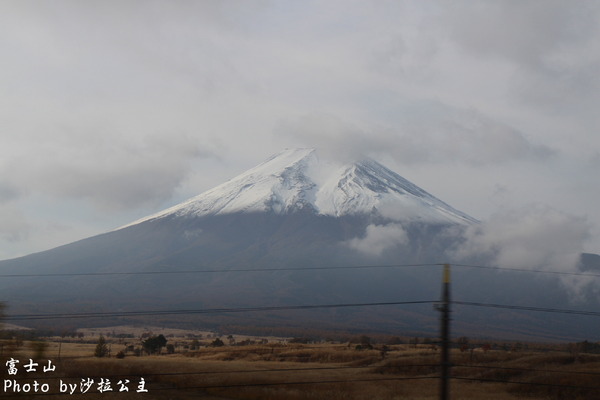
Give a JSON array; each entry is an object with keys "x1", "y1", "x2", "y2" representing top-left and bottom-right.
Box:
[{"x1": 1, "y1": 0, "x2": 599, "y2": 261}]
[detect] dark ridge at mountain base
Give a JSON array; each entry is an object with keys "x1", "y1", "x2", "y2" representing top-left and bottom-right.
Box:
[{"x1": 579, "y1": 253, "x2": 600, "y2": 271}]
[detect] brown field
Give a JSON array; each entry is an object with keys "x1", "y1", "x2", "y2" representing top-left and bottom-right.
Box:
[{"x1": 3, "y1": 334, "x2": 600, "y2": 400}]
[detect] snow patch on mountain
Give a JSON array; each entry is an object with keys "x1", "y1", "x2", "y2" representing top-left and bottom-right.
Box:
[
  {"x1": 119, "y1": 148, "x2": 477, "y2": 229},
  {"x1": 314, "y1": 158, "x2": 475, "y2": 224}
]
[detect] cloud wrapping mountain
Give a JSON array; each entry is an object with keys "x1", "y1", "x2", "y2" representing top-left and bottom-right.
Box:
[{"x1": 450, "y1": 204, "x2": 592, "y2": 300}]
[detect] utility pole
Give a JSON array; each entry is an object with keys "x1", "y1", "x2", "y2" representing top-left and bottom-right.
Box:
[{"x1": 439, "y1": 263, "x2": 451, "y2": 400}]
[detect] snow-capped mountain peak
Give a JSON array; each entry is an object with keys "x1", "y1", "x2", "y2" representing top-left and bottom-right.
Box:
[
  {"x1": 314, "y1": 157, "x2": 476, "y2": 224},
  {"x1": 120, "y1": 148, "x2": 476, "y2": 228}
]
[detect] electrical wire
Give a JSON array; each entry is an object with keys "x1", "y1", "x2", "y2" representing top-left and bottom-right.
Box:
[
  {"x1": 452, "y1": 263, "x2": 600, "y2": 279},
  {"x1": 453, "y1": 300, "x2": 600, "y2": 317},
  {"x1": 2, "y1": 261, "x2": 598, "y2": 280},
  {"x1": 0, "y1": 263, "x2": 442, "y2": 278},
  {"x1": 6, "y1": 299, "x2": 600, "y2": 323},
  {"x1": 4, "y1": 300, "x2": 436, "y2": 321},
  {"x1": 7, "y1": 299, "x2": 600, "y2": 321}
]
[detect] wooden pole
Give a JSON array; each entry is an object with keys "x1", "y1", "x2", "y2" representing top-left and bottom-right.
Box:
[{"x1": 440, "y1": 263, "x2": 451, "y2": 400}]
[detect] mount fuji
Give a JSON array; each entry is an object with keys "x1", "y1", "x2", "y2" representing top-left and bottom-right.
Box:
[{"x1": 0, "y1": 149, "x2": 596, "y2": 340}]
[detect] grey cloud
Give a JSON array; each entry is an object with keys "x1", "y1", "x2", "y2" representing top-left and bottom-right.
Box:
[
  {"x1": 277, "y1": 113, "x2": 377, "y2": 164},
  {"x1": 0, "y1": 1, "x2": 266, "y2": 111},
  {"x1": 0, "y1": 182, "x2": 21, "y2": 204},
  {"x1": 0, "y1": 204, "x2": 30, "y2": 243},
  {"x1": 439, "y1": 0, "x2": 600, "y2": 111},
  {"x1": 281, "y1": 104, "x2": 554, "y2": 166},
  {"x1": 512, "y1": 62, "x2": 600, "y2": 113},
  {"x1": 12, "y1": 132, "x2": 216, "y2": 211},
  {"x1": 368, "y1": 28, "x2": 439, "y2": 80},
  {"x1": 393, "y1": 105, "x2": 555, "y2": 164},
  {"x1": 441, "y1": 1, "x2": 597, "y2": 67}
]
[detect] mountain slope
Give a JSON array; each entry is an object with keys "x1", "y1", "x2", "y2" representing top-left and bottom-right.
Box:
[{"x1": 314, "y1": 158, "x2": 476, "y2": 224}]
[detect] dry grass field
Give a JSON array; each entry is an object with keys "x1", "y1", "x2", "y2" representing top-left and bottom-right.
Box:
[{"x1": 3, "y1": 334, "x2": 600, "y2": 399}]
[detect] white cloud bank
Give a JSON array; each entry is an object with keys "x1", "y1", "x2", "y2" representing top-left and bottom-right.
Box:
[
  {"x1": 450, "y1": 204, "x2": 594, "y2": 300},
  {"x1": 344, "y1": 223, "x2": 409, "y2": 257}
]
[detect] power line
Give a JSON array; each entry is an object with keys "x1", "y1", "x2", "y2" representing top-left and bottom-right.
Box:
[
  {"x1": 452, "y1": 376, "x2": 600, "y2": 391},
  {"x1": 5, "y1": 300, "x2": 436, "y2": 321},
  {"x1": 451, "y1": 263, "x2": 600, "y2": 279},
  {"x1": 453, "y1": 300, "x2": 600, "y2": 317},
  {"x1": 0, "y1": 263, "x2": 441, "y2": 278},
  {"x1": 7, "y1": 299, "x2": 600, "y2": 322},
  {"x1": 2, "y1": 262, "x2": 598, "y2": 279}
]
